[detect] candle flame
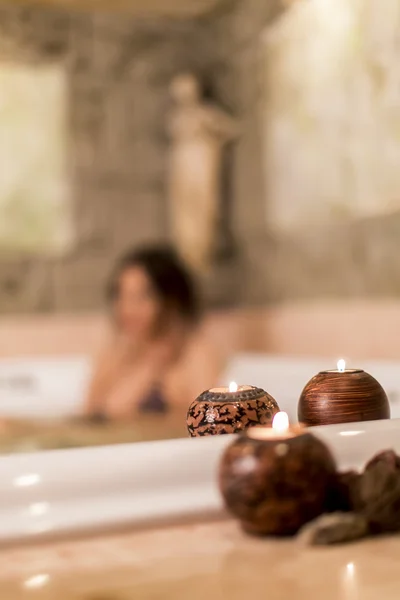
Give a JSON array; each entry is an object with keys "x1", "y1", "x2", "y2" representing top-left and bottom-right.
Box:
[
  {"x1": 229, "y1": 381, "x2": 238, "y2": 393},
  {"x1": 272, "y1": 411, "x2": 289, "y2": 434},
  {"x1": 337, "y1": 359, "x2": 346, "y2": 373}
]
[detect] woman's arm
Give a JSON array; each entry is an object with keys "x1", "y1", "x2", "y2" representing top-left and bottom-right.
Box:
[
  {"x1": 83, "y1": 349, "x2": 121, "y2": 417},
  {"x1": 102, "y1": 361, "x2": 161, "y2": 421},
  {"x1": 174, "y1": 335, "x2": 227, "y2": 408},
  {"x1": 84, "y1": 336, "x2": 140, "y2": 417},
  {"x1": 86, "y1": 333, "x2": 181, "y2": 420}
]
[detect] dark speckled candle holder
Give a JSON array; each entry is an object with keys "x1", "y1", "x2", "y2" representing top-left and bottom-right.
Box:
[
  {"x1": 186, "y1": 385, "x2": 280, "y2": 437},
  {"x1": 298, "y1": 368, "x2": 390, "y2": 427},
  {"x1": 219, "y1": 425, "x2": 337, "y2": 536}
]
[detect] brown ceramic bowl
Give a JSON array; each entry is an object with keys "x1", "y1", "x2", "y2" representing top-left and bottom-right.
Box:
[
  {"x1": 186, "y1": 386, "x2": 280, "y2": 437},
  {"x1": 298, "y1": 369, "x2": 390, "y2": 427},
  {"x1": 219, "y1": 427, "x2": 337, "y2": 536}
]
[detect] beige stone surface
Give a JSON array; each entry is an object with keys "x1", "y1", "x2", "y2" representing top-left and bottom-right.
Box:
[
  {"x1": 0, "y1": 519, "x2": 399, "y2": 599},
  {"x1": 2, "y1": 301, "x2": 400, "y2": 361},
  {"x1": 0, "y1": 63, "x2": 70, "y2": 254},
  {"x1": 264, "y1": 0, "x2": 400, "y2": 232}
]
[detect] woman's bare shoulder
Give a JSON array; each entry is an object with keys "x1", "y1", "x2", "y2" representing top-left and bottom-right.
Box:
[
  {"x1": 185, "y1": 326, "x2": 226, "y2": 373},
  {"x1": 176, "y1": 328, "x2": 224, "y2": 397}
]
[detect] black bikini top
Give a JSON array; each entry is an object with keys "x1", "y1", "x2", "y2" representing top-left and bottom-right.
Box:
[{"x1": 138, "y1": 385, "x2": 168, "y2": 414}]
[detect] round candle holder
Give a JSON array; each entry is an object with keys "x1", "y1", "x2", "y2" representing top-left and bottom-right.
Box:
[
  {"x1": 219, "y1": 426, "x2": 336, "y2": 536},
  {"x1": 186, "y1": 386, "x2": 280, "y2": 437},
  {"x1": 298, "y1": 369, "x2": 390, "y2": 427}
]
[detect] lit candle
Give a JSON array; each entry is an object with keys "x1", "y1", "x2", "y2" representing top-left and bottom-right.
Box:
[
  {"x1": 249, "y1": 411, "x2": 298, "y2": 440},
  {"x1": 219, "y1": 412, "x2": 337, "y2": 536},
  {"x1": 186, "y1": 384, "x2": 280, "y2": 437},
  {"x1": 272, "y1": 410, "x2": 289, "y2": 434},
  {"x1": 326, "y1": 359, "x2": 360, "y2": 375},
  {"x1": 298, "y1": 361, "x2": 390, "y2": 427},
  {"x1": 211, "y1": 382, "x2": 252, "y2": 394}
]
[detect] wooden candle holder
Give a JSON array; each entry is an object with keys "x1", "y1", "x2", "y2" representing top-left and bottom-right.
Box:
[
  {"x1": 219, "y1": 427, "x2": 336, "y2": 536},
  {"x1": 186, "y1": 386, "x2": 280, "y2": 437},
  {"x1": 298, "y1": 369, "x2": 390, "y2": 427}
]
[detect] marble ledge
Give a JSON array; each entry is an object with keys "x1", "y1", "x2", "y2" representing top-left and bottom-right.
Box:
[{"x1": 0, "y1": 519, "x2": 398, "y2": 599}]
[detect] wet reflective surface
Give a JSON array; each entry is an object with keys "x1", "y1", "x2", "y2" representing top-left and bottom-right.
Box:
[{"x1": 0, "y1": 520, "x2": 399, "y2": 599}]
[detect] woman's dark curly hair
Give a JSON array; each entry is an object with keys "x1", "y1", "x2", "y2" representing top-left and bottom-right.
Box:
[{"x1": 107, "y1": 245, "x2": 199, "y2": 322}]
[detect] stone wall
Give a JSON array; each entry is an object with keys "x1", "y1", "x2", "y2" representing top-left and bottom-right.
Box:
[
  {"x1": 0, "y1": 0, "x2": 294, "y2": 314},
  {"x1": 204, "y1": 0, "x2": 400, "y2": 305},
  {"x1": 3, "y1": 0, "x2": 399, "y2": 314},
  {"x1": 199, "y1": 0, "x2": 286, "y2": 305},
  {"x1": 0, "y1": 3, "x2": 210, "y2": 313}
]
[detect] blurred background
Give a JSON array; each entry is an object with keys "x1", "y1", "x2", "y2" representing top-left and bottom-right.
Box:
[{"x1": 1, "y1": 0, "x2": 400, "y2": 447}]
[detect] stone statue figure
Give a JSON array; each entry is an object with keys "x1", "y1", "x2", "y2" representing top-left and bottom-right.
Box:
[{"x1": 167, "y1": 73, "x2": 238, "y2": 275}]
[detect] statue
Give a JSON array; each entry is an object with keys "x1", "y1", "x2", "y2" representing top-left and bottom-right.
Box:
[{"x1": 167, "y1": 73, "x2": 238, "y2": 275}]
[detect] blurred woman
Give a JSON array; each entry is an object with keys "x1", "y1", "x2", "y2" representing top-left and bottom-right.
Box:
[{"x1": 84, "y1": 246, "x2": 222, "y2": 421}]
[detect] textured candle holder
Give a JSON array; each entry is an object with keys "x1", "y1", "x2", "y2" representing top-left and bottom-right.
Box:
[
  {"x1": 219, "y1": 427, "x2": 336, "y2": 536},
  {"x1": 298, "y1": 369, "x2": 390, "y2": 427},
  {"x1": 186, "y1": 386, "x2": 280, "y2": 437}
]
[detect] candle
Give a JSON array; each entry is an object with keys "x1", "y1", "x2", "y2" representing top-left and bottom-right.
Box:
[
  {"x1": 272, "y1": 410, "x2": 289, "y2": 434},
  {"x1": 249, "y1": 411, "x2": 298, "y2": 439},
  {"x1": 327, "y1": 359, "x2": 360, "y2": 375},
  {"x1": 211, "y1": 382, "x2": 253, "y2": 395},
  {"x1": 186, "y1": 384, "x2": 280, "y2": 437},
  {"x1": 219, "y1": 413, "x2": 337, "y2": 536},
  {"x1": 298, "y1": 361, "x2": 390, "y2": 427}
]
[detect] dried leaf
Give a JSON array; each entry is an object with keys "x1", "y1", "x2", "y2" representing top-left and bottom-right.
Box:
[{"x1": 298, "y1": 512, "x2": 369, "y2": 546}]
